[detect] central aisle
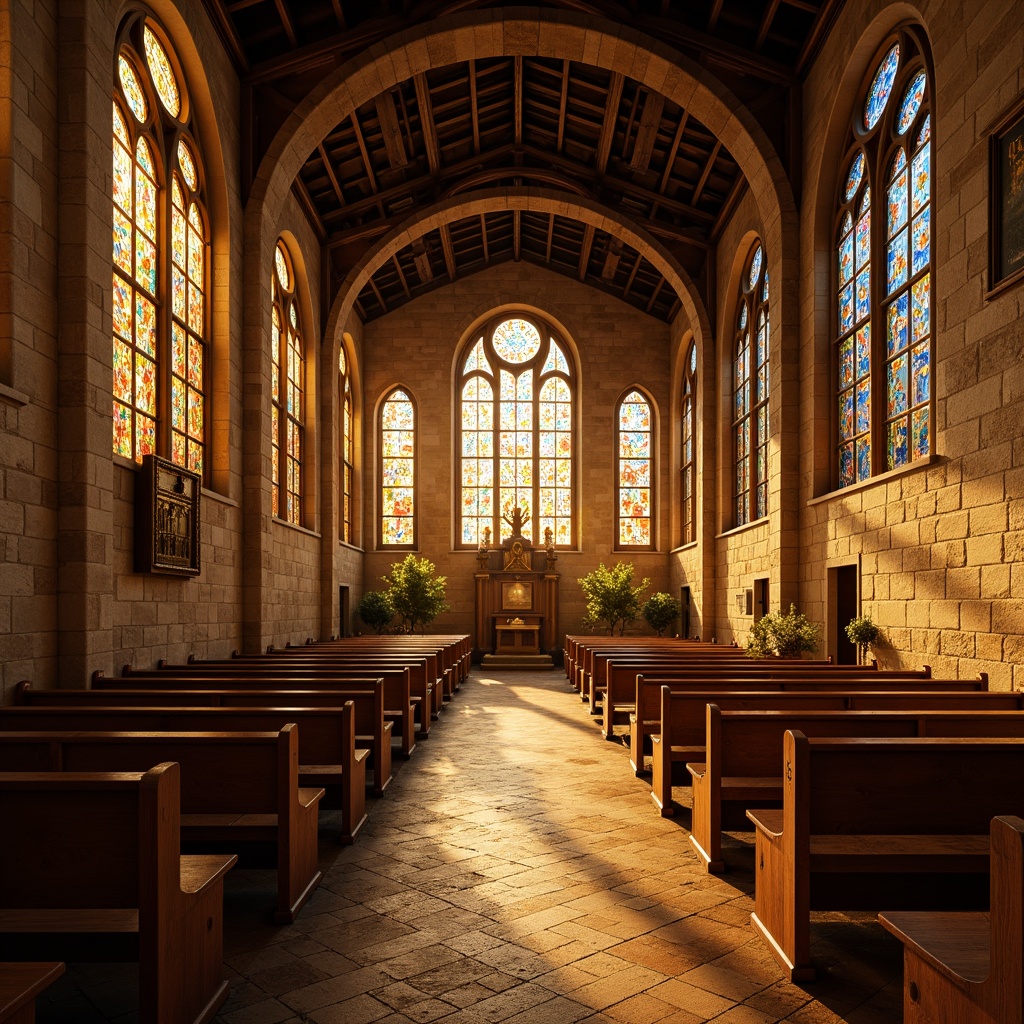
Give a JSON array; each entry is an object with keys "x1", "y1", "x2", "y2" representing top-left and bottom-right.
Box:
[{"x1": 215, "y1": 668, "x2": 902, "y2": 1024}]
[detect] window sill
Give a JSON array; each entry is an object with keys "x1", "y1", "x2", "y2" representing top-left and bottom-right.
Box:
[
  {"x1": 0, "y1": 382, "x2": 29, "y2": 407},
  {"x1": 273, "y1": 517, "x2": 320, "y2": 540},
  {"x1": 338, "y1": 540, "x2": 363, "y2": 554},
  {"x1": 670, "y1": 541, "x2": 698, "y2": 554},
  {"x1": 202, "y1": 488, "x2": 238, "y2": 509},
  {"x1": 716, "y1": 517, "x2": 768, "y2": 541},
  {"x1": 807, "y1": 453, "x2": 940, "y2": 507}
]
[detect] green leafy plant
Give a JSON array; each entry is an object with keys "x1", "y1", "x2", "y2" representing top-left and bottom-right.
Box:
[
  {"x1": 642, "y1": 592, "x2": 680, "y2": 636},
  {"x1": 383, "y1": 554, "x2": 450, "y2": 634},
  {"x1": 845, "y1": 614, "x2": 881, "y2": 661},
  {"x1": 578, "y1": 562, "x2": 650, "y2": 636},
  {"x1": 357, "y1": 590, "x2": 394, "y2": 634},
  {"x1": 747, "y1": 603, "x2": 821, "y2": 658}
]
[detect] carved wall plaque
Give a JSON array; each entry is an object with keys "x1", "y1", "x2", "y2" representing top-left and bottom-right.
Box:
[{"x1": 135, "y1": 455, "x2": 201, "y2": 576}]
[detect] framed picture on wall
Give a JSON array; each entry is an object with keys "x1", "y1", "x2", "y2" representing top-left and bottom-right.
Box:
[
  {"x1": 501, "y1": 581, "x2": 533, "y2": 610},
  {"x1": 988, "y1": 92, "x2": 1024, "y2": 296}
]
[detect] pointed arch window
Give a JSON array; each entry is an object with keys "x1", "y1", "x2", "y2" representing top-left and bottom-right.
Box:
[
  {"x1": 681, "y1": 342, "x2": 697, "y2": 545},
  {"x1": 112, "y1": 14, "x2": 207, "y2": 475},
  {"x1": 271, "y1": 240, "x2": 304, "y2": 525},
  {"x1": 381, "y1": 388, "x2": 416, "y2": 547},
  {"x1": 733, "y1": 243, "x2": 770, "y2": 526},
  {"x1": 617, "y1": 390, "x2": 654, "y2": 547},
  {"x1": 836, "y1": 29, "x2": 932, "y2": 487},
  {"x1": 340, "y1": 346, "x2": 354, "y2": 544},
  {"x1": 457, "y1": 314, "x2": 575, "y2": 548}
]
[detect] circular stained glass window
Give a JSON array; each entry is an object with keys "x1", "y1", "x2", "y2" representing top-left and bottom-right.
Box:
[
  {"x1": 863, "y1": 43, "x2": 900, "y2": 131},
  {"x1": 748, "y1": 245, "x2": 763, "y2": 290},
  {"x1": 897, "y1": 71, "x2": 926, "y2": 135},
  {"x1": 275, "y1": 242, "x2": 291, "y2": 290},
  {"x1": 118, "y1": 54, "x2": 148, "y2": 123},
  {"x1": 144, "y1": 25, "x2": 180, "y2": 118},
  {"x1": 844, "y1": 151, "x2": 865, "y2": 201},
  {"x1": 492, "y1": 318, "x2": 541, "y2": 363}
]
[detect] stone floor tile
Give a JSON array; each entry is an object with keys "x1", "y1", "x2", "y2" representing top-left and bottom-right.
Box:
[{"x1": 603, "y1": 992, "x2": 685, "y2": 1023}]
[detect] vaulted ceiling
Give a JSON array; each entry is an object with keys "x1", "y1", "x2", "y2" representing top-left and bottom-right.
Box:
[{"x1": 203, "y1": 0, "x2": 844, "y2": 323}]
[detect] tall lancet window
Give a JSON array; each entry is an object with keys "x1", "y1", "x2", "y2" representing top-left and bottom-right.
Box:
[
  {"x1": 340, "y1": 347, "x2": 354, "y2": 544},
  {"x1": 457, "y1": 314, "x2": 575, "y2": 547},
  {"x1": 733, "y1": 242, "x2": 769, "y2": 526},
  {"x1": 112, "y1": 15, "x2": 208, "y2": 475},
  {"x1": 836, "y1": 29, "x2": 933, "y2": 486},
  {"x1": 617, "y1": 389, "x2": 654, "y2": 548},
  {"x1": 381, "y1": 388, "x2": 416, "y2": 547},
  {"x1": 681, "y1": 342, "x2": 697, "y2": 545},
  {"x1": 271, "y1": 240, "x2": 304, "y2": 525}
]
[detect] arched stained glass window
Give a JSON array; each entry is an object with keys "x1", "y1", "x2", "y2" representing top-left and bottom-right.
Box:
[
  {"x1": 271, "y1": 240, "x2": 304, "y2": 525},
  {"x1": 835, "y1": 28, "x2": 932, "y2": 487},
  {"x1": 112, "y1": 13, "x2": 207, "y2": 475},
  {"x1": 733, "y1": 242, "x2": 770, "y2": 526},
  {"x1": 340, "y1": 346, "x2": 354, "y2": 544},
  {"x1": 381, "y1": 388, "x2": 416, "y2": 546},
  {"x1": 681, "y1": 342, "x2": 696, "y2": 545},
  {"x1": 457, "y1": 313, "x2": 575, "y2": 548},
  {"x1": 617, "y1": 389, "x2": 654, "y2": 547}
]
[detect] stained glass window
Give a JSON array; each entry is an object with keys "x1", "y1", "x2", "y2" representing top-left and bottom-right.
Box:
[
  {"x1": 381, "y1": 389, "x2": 415, "y2": 546},
  {"x1": 112, "y1": 16, "x2": 207, "y2": 475},
  {"x1": 617, "y1": 390, "x2": 653, "y2": 547},
  {"x1": 835, "y1": 29, "x2": 932, "y2": 488},
  {"x1": 456, "y1": 315, "x2": 575, "y2": 548},
  {"x1": 272, "y1": 240, "x2": 304, "y2": 525},
  {"x1": 734, "y1": 241, "x2": 770, "y2": 526},
  {"x1": 340, "y1": 346, "x2": 354, "y2": 544},
  {"x1": 681, "y1": 343, "x2": 696, "y2": 545}
]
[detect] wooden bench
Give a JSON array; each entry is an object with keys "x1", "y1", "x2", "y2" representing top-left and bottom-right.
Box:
[
  {"x1": 0, "y1": 726, "x2": 323, "y2": 924},
  {"x1": 0, "y1": 962, "x2": 64, "y2": 1023},
  {"x1": 689, "y1": 704, "x2": 1024, "y2": 873},
  {"x1": 19, "y1": 680, "x2": 394, "y2": 797},
  {"x1": 879, "y1": 815, "x2": 1024, "y2": 1024},
  {"x1": 648, "y1": 685, "x2": 1018, "y2": 813},
  {"x1": 0, "y1": 764, "x2": 236, "y2": 1024},
  {"x1": 0, "y1": 703, "x2": 368, "y2": 842},
  {"x1": 745, "y1": 733, "x2": 1024, "y2": 981}
]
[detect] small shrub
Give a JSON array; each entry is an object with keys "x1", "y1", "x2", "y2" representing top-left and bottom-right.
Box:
[
  {"x1": 577, "y1": 562, "x2": 650, "y2": 636},
  {"x1": 845, "y1": 615, "x2": 881, "y2": 660},
  {"x1": 383, "y1": 555, "x2": 450, "y2": 634},
  {"x1": 357, "y1": 591, "x2": 394, "y2": 634},
  {"x1": 642, "y1": 592, "x2": 680, "y2": 636},
  {"x1": 747, "y1": 604, "x2": 821, "y2": 658}
]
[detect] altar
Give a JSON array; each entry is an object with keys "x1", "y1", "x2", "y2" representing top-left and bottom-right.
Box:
[{"x1": 473, "y1": 506, "x2": 559, "y2": 667}]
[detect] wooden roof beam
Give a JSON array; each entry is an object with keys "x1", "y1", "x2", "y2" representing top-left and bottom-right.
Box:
[
  {"x1": 368, "y1": 276, "x2": 388, "y2": 315},
  {"x1": 755, "y1": 0, "x2": 783, "y2": 51},
  {"x1": 514, "y1": 56, "x2": 523, "y2": 146},
  {"x1": 595, "y1": 72, "x2": 623, "y2": 174},
  {"x1": 691, "y1": 139, "x2": 722, "y2": 207},
  {"x1": 556, "y1": 60, "x2": 570, "y2": 153},
  {"x1": 707, "y1": 0, "x2": 725, "y2": 31},
  {"x1": 350, "y1": 111, "x2": 378, "y2": 194},
  {"x1": 469, "y1": 59, "x2": 480, "y2": 155},
  {"x1": 392, "y1": 254, "x2": 411, "y2": 299},
  {"x1": 658, "y1": 110, "x2": 689, "y2": 193},
  {"x1": 601, "y1": 238, "x2": 622, "y2": 280},
  {"x1": 622, "y1": 251, "x2": 642, "y2": 300},
  {"x1": 513, "y1": 209, "x2": 521, "y2": 261},
  {"x1": 411, "y1": 239, "x2": 433, "y2": 284},
  {"x1": 413, "y1": 73, "x2": 441, "y2": 174},
  {"x1": 317, "y1": 143, "x2": 346, "y2": 208},
  {"x1": 200, "y1": 0, "x2": 248, "y2": 73},
  {"x1": 577, "y1": 223, "x2": 595, "y2": 280},
  {"x1": 629, "y1": 90, "x2": 664, "y2": 173},
  {"x1": 480, "y1": 214, "x2": 489, "y2": 262},
  {"x1": 330, "y1": 0, "x2": 347, "y2": 29},
  {"x1": 375, "y1": 91, "x2": 408, "y2": 169},
  {"x1": 273, "y1": 0, "x2": 298, "y2": 49},
  {"x1": 440, "y1": 224, "x2": 457, "y2": 280},
  {"x1": 545, "y1": 214, "x2": 554, "y2": 264},
  {"x1": 645, "y1": 277, "x2": 665, "y2": 313}
]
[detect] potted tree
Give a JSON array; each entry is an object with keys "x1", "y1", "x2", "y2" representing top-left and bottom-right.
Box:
[
  {"x1": 577, "y1": 562, "x2": 650, "y2": 636},
  {"x1": 382, "y1": 555, "x2": 450, "y2": 633},
  {"x1": 845, "y1": 614, "x2": 882, "y2": 664},
  {"x1": 641, "y1": 592, "x2": 680, "y2": 636},
  {"x1": 746, "y1": 604, "x2": 821, "y2": 659}
]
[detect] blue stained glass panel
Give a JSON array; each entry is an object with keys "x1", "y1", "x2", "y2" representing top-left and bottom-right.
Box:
[
  {"x1": 855, "y1": 269, "x2": 870, "y2": 323},
  {"x1": 840, "y1": 443, "x2": 855, "y2": 486},
  {"x1": 888, "y1": 231, "x2": 908, "y2": 293},
  {"x1": 888, "y1": 353, "x2": 908, "y2": 417},
  {"x1": 912, "y1": 145, "x2": 930, "y2": 214},
  {"x1": 493, "y1": 318, "x2": 540, "y2": 363},
  {"x1": 917, "y1": 115, "x2": 931, "y2": 147},
  {"x1": 912, "y1": 274, "x2": 930, "y2": 340},
  {"x1": 856, "y1": 212, "x2": 871, "y2": 269},
  {"x1": 856, "y1": 437, "x2": 871, "y2": 481},
  {"x1": 898, "y1": 71, "x2": 926, "y2": 134},
  {"x1": 839, "y1": 390, "x2": 854, "y2": 440},
  {"x1": 839, "y1": 282, "x2": 854, "y2": 333},
  {"x1": 839, "y1": 337, "x2": 854, "y2": 388},
  {"x1": 911, "y1": 342, "x2": 930, "y2": 405},
  {"x1": 838, "y1": 232, "x2": 854, "y2": 284},
  {"x1": 856, "y1": 326, "x2": 871, "y2": 380},
  {"x1": 856, "y1": 380, "x2": 870, "y2": 434},
  {"x1": 748, "y1": 245, "x2": 763, "y2": 289},
  {"x1": 912, "y1": 407, "x2": 929, "y2": 458},
  {"x1": 845, "y1": 152, "x2": 865, "y2": 201},
  {"x1": 888, "y1": 168, "x2": 908, "y2": 235},
  {"x1": 888, "y1": 419, "x2": 908, "y2": 469},
  {"x1": 912, "y1": 207, "x2": 930, "y2": 274},
  {"x1": 887, "y1": 292, "x2": 909, "y2": 356},
  {"x1": 864, "y1": 43, "x2": 900, "y2": 130}
]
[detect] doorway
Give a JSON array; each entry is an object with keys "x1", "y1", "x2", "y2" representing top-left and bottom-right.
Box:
[
  {"x1": 680, "y1": 586, "x2": 691, "y2": 638},
  {"x1": 832, "y1": 566, "x2": 858, "y2": 664},
  {"x1": 339, "y1": 586, "x2": 350, "y2": 638},
  {"x1": 753, "y1": 577, "x2": 769, "y2": 622}
]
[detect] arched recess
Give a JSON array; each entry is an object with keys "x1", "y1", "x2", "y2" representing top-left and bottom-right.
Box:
[{"x1": 805, "y1": 3, "x2": 929, "y2": 496}]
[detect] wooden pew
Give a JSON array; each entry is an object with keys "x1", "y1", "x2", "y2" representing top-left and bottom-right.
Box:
[
  {"x1": 647, "y1": 683, "x2": 1011, "y2": 810},
  {"x1": 0, "y1": 962, "x2": 64, "y2": 1024},
  {"x1": 745, "y1": 733, "x2": 1024, "y2": 981},
  {"x1": 0, "y1": 727, "x2": 323, "y2": 924},
  {"x1": 0, "y1": 703, "x2": 368, "y2": 842},
  {"x1": 18, "y1": 680, "x2": 394, "y2": 797},
  {"x1": 0, "y1": 763, "x2": 236, "y2": 1024},
  {"x1": 879, "y1": 815, "x2": 1024, "y2": 1024},
  {"x1": 689, "y1": 704, "x2": 1024, "y2": 873}
]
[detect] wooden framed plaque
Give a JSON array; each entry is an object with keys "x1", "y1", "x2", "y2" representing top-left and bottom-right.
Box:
[
  {"x1": 501, "y1": 580, "x2": 533, "y2": 610},
  {"x1": 135, "y1": 455, "x2": 201, "y2": 576},
  {"x1": 988, "y1": 92, "x2": 1024, "y2": 295}
]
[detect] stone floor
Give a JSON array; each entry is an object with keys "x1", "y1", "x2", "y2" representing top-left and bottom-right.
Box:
[{"x1": 37, "y1": 667, "x2": 905, "y2": 1023}]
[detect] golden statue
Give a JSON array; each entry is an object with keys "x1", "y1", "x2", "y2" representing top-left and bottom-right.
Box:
[{"x1": 502, "y1": 504, "x2": 530, "y2": 537}]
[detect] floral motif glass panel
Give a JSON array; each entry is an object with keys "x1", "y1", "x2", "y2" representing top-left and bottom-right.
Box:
[
  {"x1": 382, "y1": 389, "x2": 415, "y2": 545},
  {"x1": 617, "y1": 390, "x2": 652, "y2": 546}
]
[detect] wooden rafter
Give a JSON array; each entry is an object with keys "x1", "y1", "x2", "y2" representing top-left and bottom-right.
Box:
[
  {"x1": 556, "y1": 60, "x2": 570, "y2": 153},
  {"x1": 469, "y1": 59, "x2": 480, "y2": 155},
  {"x1": 707, "y1": 0, "x2": 726, "y2": 33},
  {"x1": 375, "y1": 91, "x2": 408, "y2": 169},
  {"x1": 755, "y1": 0, "x2": 783, "y2": 51},
  {"x1": 291, "y1": 177, "x2": 327, "y2": 242},
  {"x1": 601, "y1": 239, "x2": 622, "y2": 280},
  {"x1": 577, "y1": 224, "x2": 595, "y2": 281},
  {"x1": 630, "y1": 91, "x2": 664, "y2": 173},
  {"x1": 595, "y1": 72, "x2": 623, "y2": 174},
  {"x1": 200, "y1": 0, "x2": 249, "y2": 73},
  {"x1": 411, "y1": 239, "x2": 433, "y2": 284},
  {"x1": 317, "y1": 143, "x2": 346, "y2": 208},
  {"x1": 622, "y1": 251, "x2": 642, "y2": 300},
  {"x1": 645, "y1": 277, "x2": 665, "y2": 313},
  {"x1": 513, "y1": 210, "x2": 521, "y2": 261},
  {"x1": 350, "y1": 111, "x2": 378, "y2": 195},
  {"x1": 514, "y1": 56, "x2": 523, "y2": 146},
  {"x1": 273, "y1": 0, "x2": 298, "y2": 48},
  {"x1": 392, "y1": 254, "x2": 411, "y2": 299},
  {"x1": 479, "y1": 214, "x2": 489, "y2": 262},
  {"x1": 659, "y1": 111, "x2": 689, "y2": 194},
  {"x1": 329, "y1": 0, "x2": 346, "y2": 29},
  {"x1": 691, "y1": 140, "x2": 722, "y2": 207},
  {"x1": 440, "y1": 224, "x2": 457, "y2": 280},
  {"x1": 797, "y1": 0, "x2": 846, "y2": 78},
  {"x1": 545, "y1": 214, "x2": 554, "y2": 264},
  {"x1": 413, "y1": 73, "x2": 441, "y2": 174},
  {"x1": 368, "y1": 276, "x2": 388, "y2": 314}
]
